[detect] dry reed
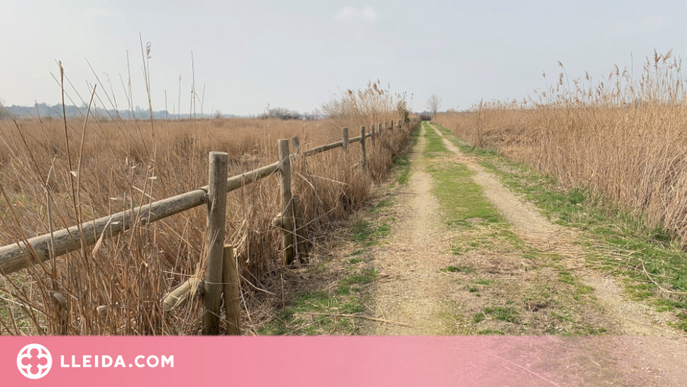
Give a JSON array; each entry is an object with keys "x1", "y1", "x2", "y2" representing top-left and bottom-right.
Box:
[{"x1": 0, "y1": 76, "x2": 415, "y2": 335}]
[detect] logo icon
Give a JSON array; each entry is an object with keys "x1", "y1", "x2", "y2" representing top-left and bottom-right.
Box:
[{"x1": 17, "y1": 344, "x2": 52, "y2": 380}]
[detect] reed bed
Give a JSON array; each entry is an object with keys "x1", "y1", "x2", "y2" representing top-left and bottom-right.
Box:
[
  {"x1": 435, "y1": 51, "x2": 687, "y2": 247},
  {"x1": 0, "y1": 80, "x2": 415, "y2": 335}
]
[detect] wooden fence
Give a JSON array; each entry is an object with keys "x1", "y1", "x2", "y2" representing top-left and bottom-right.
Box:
[{"x1": 0, "y1": 120, "x2": 409, "y2": 335}]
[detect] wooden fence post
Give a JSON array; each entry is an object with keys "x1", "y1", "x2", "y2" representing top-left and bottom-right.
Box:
[
  {"x1": 278, "y1": 139, "x2": 295, "y2": 265},
  {"x1": 203, "y1": 151, "x2": 228, "y2": 335},
  {"x1": 222, "y1": 244, "x2": 241, "y2": 335},
  {"x1": 342, "y1": 127, "x2": 349, "y2": 152},
  {"x1": 360, "y1": 126, "x2": 367, "y2": 170},
  {"x1": 293, "y1": 194, "x2": 308, "y2": 261},
  {"x1": 370, "y1": 124, "x2": 376, "y2": 148},
  {"x1": 291, "y1": 136, "x2": 300, "y2": 154}
]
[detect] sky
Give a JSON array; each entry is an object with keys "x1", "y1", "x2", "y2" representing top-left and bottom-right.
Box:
[{"x1": 1, "y1": 0, "x2": 687, "y2": 115}]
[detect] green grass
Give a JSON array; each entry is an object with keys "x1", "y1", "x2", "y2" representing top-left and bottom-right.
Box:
[
  {"x1": 392, "y1": 124, "x2": 420, "y2": 185},
  {"x1": 482, "y1": 306, "x2": 518, "y2": 323},
  {"x1": 394, "y1": 154, "x2": 412, "y2": 185},
  {"x1": 440, "y1": 265, "x2": 475, "y2": 274},
  {"x1": 259, "y1": 288, "x2": 367, "y2": 335},
  {"x1": 473, "y1": 312, "x2": 485, "y2": 323},
  {"x1": 422, "y1": 122, "x2": 450, "y2": 155},
  {"x1": 341, "y1": 268, "x2": 379, "y2": 285},
  {"x1": 477, "y1": 329, "x2": 505, "y2": 335},
  {"x1": 369, "y1": 199, "x2": 395, "y2": 213},
  {"x1": 351, "y1": 220, "x2": 391, "y2": 246},
  {"x1": 425, "y1": 162, "x2": 502, "y2": 227}
]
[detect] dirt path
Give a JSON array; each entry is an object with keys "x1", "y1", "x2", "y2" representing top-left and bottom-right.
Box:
[
  {"x1": 431, "y1": 124, "x2": 683, "y2": 338},
  {"x1": 427, "y1": 123, "x2": 687, "y2": 385},
  {"x1": 366, "y1": 123, "x2": 461, "y2": 334},
  {"x1": 361, "y1": 122, "x2": 687, "y2": 385}
]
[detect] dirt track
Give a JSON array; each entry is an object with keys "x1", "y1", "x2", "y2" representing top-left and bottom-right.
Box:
[
  {"x1": 365, "y1": 123, "x2": 461, "y2": 335},
  {"x1": 362, "y1": 122, "x2": 687, "y2": 385}
]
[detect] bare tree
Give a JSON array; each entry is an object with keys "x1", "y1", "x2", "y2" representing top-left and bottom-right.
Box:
[{"x1": 426, "y1": 94, "x2": 442, "y2": 116}]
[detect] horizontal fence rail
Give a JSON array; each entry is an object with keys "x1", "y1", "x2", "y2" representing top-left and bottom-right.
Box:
[
  {"x1": 0, "y1": 130, "x2": 382, "y2": 276},
  {"x1": 0, "y1": 189, "x2": 208, "y2": 275}
]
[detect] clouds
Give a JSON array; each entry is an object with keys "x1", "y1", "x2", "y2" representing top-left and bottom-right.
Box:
[{"x1": 335, "y1": 6, "x2": 378, "y2": 23}]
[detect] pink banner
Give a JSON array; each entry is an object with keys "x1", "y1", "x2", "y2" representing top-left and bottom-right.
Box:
[{"x1": 1, "y1": 336, "x2": 683, "y2": 386}]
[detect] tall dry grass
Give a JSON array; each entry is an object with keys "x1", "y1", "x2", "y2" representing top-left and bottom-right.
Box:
[
  {"x1": 435, "y1": 51, "x2": 687, "y2": 246},
  {"x1": 0, "y1": 79, "x2": 415, "y2": 335}
]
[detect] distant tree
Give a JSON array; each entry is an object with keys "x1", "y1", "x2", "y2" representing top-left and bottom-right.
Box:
[
  {"x1": 303, "y1": 111, "x2": 320, "y2": 120},
  {"x1": 426, "y1": 94, "x2": 442, "y2": 116},
  {"x1": 419, "y1": 111, "x2": 432, "y2": 121},
  {"x1": 214, "y1": 109, "x2": 223, "y2": 119},
  {"x1": 261, "y1": 107, "x2": 302, "y2": 120}
]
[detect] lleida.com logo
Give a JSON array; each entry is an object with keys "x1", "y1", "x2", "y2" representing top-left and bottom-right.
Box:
[
  {"x1": 17, "y1": 344, "x2": 52, "y2": 379},
  {"x1": 17, "y1": 343, "x2": 174, "y2": 379}
]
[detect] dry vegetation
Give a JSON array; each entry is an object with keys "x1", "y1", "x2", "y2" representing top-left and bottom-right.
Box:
[
  {"x1": 435, "y1": 51, "x2": 687, "y2": 247},
  {"x1": 0, "y1": 77, "x2": 416, "y2": 335}
]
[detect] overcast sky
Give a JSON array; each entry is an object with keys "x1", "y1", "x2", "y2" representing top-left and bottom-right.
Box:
[{"x1": 1, "y1": 0, "x2": 686, "y2": 115}]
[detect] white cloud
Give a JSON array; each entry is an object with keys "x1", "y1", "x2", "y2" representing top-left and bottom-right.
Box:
[{"x1": 335, "y1": 6, "x2": 378, "y2": 23}]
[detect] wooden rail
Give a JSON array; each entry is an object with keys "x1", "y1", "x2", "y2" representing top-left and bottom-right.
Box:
[
  {"x1": 0, "y1": 120, "x2": 410, "y2": 334},
  {"x1": 0, "y1": 189, "x2": 208, "y2": 275}
]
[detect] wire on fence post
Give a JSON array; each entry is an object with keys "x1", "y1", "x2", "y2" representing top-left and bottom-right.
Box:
[
  {"x1": 278, "y1": 139, "x2": 295, "y2": 265},
  {"x1": 203, "y1": 151, "x2": 228, "y2": 335},
  {"x1": 222, "y1": 244, "x2": 241, "y2": 335}
]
